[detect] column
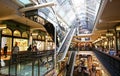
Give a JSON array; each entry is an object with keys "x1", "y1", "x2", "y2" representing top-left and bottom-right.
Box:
[
  {"x1": 44, "y1": 35, "x2": 48, "y2": 50},
  {"x1": 0, "y1": 29, "x2": 2, "y2": 69},
  {"x1": 29, "y1": 29, "x2": 33, "y2": 45}
]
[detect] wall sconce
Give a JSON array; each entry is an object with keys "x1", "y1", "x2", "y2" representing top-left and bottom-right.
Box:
[{"x1": 0, "y1": 24, "x2": 7, "y2": 29}]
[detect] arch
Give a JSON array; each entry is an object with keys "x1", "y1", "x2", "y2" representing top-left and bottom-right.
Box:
[
  {"x1": 38, "y1": 35, "x2": 41, "y2": 40},
  {"x1": 13, "y1": 30, "x2": 21, "y2": 37},
  {"x1": 42, "y1": 36, "x2": 45, "y2": 40},
  {"x1": 22, "y1": 32, "x2": 28, "y2": 38},
  {"x1": 2, "y1": 28, "x2": 12, "y2": 36}
]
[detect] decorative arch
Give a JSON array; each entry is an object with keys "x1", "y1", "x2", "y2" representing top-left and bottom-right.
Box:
[
  {"x1": 38, "y1": 35, "x2": 41, "y2": 40},
  {"x1": 42, "y1": 36, "x2": 45, "y2": 40},
  {"x1": 22, "y1": 32, "x2": 28, "y2": 38},
  {"x1": 2, "y1": 28, "x2": 12, "y2": 36},
  {"x1": 13, "y1": 30, "x2": 21, "y2": 37}
]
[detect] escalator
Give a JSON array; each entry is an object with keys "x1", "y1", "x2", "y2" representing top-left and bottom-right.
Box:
[
  {"x1": 57, "y1": 27, "x2": 76, "y2": 61},
  {"x1": 66, "y1": 51, "x2": 77, "y2": 76}
]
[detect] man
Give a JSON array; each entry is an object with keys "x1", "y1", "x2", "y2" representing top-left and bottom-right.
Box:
[
  {"x1": 12, "y1": 42, "x2": 19, "y2": 63},
  {"x1": 3, "y1": 44, "x2": 8, "y2": 58}
]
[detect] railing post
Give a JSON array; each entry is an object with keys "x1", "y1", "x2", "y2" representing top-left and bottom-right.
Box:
[
  {"x1": 38, "y1": 59, "x2": 40, "y2": 76},
  {"x1": 15, "y1": 63, "x2": 17, "y2": 76},
  {"x1": 8, "y1": 59, "x2": 11, "y2": 76},
  {"x1": 32, "y1": 59, "x2": 35, "y2": 76}
]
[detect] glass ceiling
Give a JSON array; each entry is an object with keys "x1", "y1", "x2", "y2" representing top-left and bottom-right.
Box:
[
  {"x1": 18, "y1": 0, "x2": 31, "y2": 5},
  {"x1": 16, "y1": 0, "x2": 102, "y2": 34}
]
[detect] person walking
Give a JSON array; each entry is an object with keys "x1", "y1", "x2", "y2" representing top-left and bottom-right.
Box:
[
  {"x1": 12, "y1": 42, "x2": 19, "y2": 63},
  {"x1": 3, "y1": 44, "x2": 8, "y2": 58}
]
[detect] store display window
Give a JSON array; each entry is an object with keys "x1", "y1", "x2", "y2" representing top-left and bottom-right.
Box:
[
  {"x1": 13, "y1": 38, "x2": 28, "y2": 51},
  {"x1": 13, "y1": 30, "x2": 21, "y2": 37},
  {"x1": 22, "y1": 32, "x2": 28, "y2": 38},
  {"x1": 2, "y1": 28, "x2": 12, "y2": 36},
  {"x1": 116, "y1": 32, "x2": 120, "y2": 50},
  {"x1": 33, "y1": 40, "x2": 45, "y2": 51},
  {"x1": 1, "y1": 37, "x2": 12, "y2": 52},
  {"x1": 116, "y1": 26, "x2": 120, "y2": 50},
  {"x1": 46, "y1": 42, "x2": 53, "y2": 50}
]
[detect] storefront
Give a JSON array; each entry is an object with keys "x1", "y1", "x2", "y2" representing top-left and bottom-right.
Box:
[
  {"x1": 33, "y1": 40, "x2": 45, "y2": 51},
  {"x1": 32, "y1": 34, "x2": 54, "y2": 51},
  {"x1": 104, "y1": 30, "x2": 115, "y2": 51},
  {"x1": 1, "y1": 20, "x2": 30, "y2": 54},
  {"x1": 1, "y1": 37, "x2": 12, "y2": 54},
  {"x1": 46, "y1": 36, "x2": 54, "y2": 50},
  {"x1": 115, "y1": 25, "x2": 120, "y2": 53},
  {"x1": 13, "y1": 38, "x2": 28, "y2": 51},
  {"x1": 1, "y1": 28, "x2": 12, "y2": 54},
  {"x1": 33, "y1": 34, "x2": 45, "y2": 51},
  {"x1": 1, "y1": 29, "x2": 29, "y2": 52}
]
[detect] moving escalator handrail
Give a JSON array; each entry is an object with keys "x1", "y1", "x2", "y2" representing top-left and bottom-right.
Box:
[
  {"x1": 57, "y1": 27, "x2": 76, "y2": 61},
  {"x1": 57, "y1": 27, "x2": 75, "y2": 54},
  {"x1": 66, "y1": 51, "x2": 77, "y2": 76},
  {"x1": 56, "y1": 29, "x2": 70, "y2": 54},
  {"x1": 57, "y1": 27, "x2": 76, "y2": 54}
]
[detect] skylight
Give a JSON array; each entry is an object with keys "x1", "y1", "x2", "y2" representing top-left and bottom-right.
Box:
[
  {"x1": 15, "y1": 0, "x2": 102, "y2": 34},
  {"x1": 18, "y1": 0, "x2": 31, "y2": 5}
]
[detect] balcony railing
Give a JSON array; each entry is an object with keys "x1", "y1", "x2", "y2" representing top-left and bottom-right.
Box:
[{"x1": 93, "y1": 49, "x2": 120, "y2": 76}]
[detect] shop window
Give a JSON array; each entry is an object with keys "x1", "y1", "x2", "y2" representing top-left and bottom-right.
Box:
[
  {"x1": 1, "y1": 37, "x2": 12, "y2": 52},
  {"x1": 13, "y1": 30, "x2": 21, "y2": 37},
  {"x1": 22, "y1": 32, "x2": 28, "y2": 38},
  {"x1": 38, "y1": 35, "x2": 41, "y2": 40},
  {"x1": 2, "y1": 28, "x2": 12, "y2": 36},
  {"x1": 13, "y1": 38, "x2": 28, "y2": 51},
  {"x1": 33, "y1": 40, "x2": 45, "y2": 51}
]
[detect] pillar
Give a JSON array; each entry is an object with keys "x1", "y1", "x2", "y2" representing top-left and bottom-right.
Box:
[
  {"x1": 0, "y1": 29, "x2": 2, "y2": 74},
  {"x1": 29, "y1": 29, "x2": 33, "y2": 45}
]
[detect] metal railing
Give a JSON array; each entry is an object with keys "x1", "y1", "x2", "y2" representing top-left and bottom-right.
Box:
[
  {"x1": 0, "y1": 50, "x2": 54, "y2": 76},
  {"x1": 93, "y1": 49, "x2": 120, "y2": 76}
]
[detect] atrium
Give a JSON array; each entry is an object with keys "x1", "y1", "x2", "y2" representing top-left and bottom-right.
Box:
[{"x1": 0, "y1": 0, "x2": 120, "y2": 76}]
